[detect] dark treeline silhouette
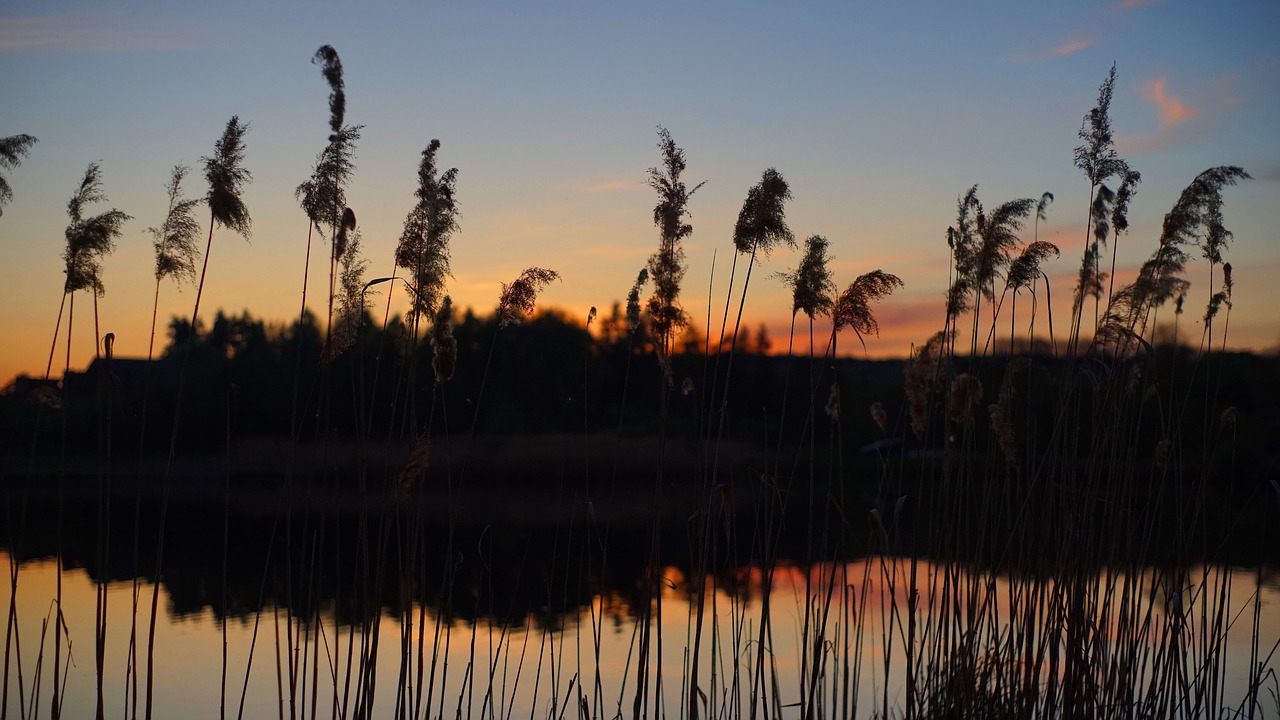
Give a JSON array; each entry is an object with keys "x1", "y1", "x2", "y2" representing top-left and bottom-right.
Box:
[
  {"x1": 3, "y1": 304, "x2": 1279, "y2": 483},
  {"x1": 3, "y1": 304, "x2": 899, "y2": 455}
]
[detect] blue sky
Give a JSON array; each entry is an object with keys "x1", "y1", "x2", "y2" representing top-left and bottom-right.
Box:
[{"x1": 1, "y1": 0, "x2": 1277, "y2": 380}]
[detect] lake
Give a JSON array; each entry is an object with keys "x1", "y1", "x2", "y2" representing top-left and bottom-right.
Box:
[{"x1": 4, "y1": 542, "x2": 1277, "y2": 718}]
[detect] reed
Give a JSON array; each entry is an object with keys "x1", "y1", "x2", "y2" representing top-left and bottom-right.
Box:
[{"x1": 0, "y1": 134, "x2": 37, "y2": 219}]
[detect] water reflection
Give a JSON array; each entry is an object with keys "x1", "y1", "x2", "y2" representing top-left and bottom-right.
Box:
[{"x1": 4, "y1": 549, "x2": 1277, "y2": 719}]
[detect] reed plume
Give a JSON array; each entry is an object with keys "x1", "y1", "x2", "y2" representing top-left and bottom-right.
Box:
[
  {"x1": 832, "y1": 270, "x2": 903, "y2": 349},
  {"x1": 1035, "y1": 191, "x2": 1054, "y2": 227},
  {"x1": 429, "y1": 296, "x2": 457, "y2": 383},
  {"x1": 825, "y1": 383, "x2": 840, "y2": 422},
  {"x1": 397, "y1": 436, "x2": 431, "y2": 500},
  {"x1": 945, "y1": 185, "x2": 980, "y2": 321},
  {"x1": 947, "y1": 373, "x2": 983, "y2": 425},
  {"x1": 905, "y1": 331, "x2": 949, "y2": 438},
  {"x1": 149, "y1": 165, "x2": 203, "y2": 286},
  {"x1": 988, "y1": 358, "x2": 1026, "y2": 464},
  {"x1": 732, "y1": 168, "x2": 794, "y2": 258},
  {"x1": 1072, "y1": 182, "x2": 1115, "y2": 325},
  {"x1": 0, "y1": 133, "x2": 37, "y2": 215},
  {"x1": 313, "y1": 44, "x2": 346, "y2": 134},
  {"x1": 1195, "y1": 167, "x2": 1251, "y2": 266},
  {"x1": 946, "y1": 185, "x2": 1034, "y2": 353},
  {"x1": 781, "y1": 234, "x2": 836, "y2": 321},
  {"x1": 178, "y1": 115, "x2": 251, "y2": 353},
  {"x1": 497, "y1": 267, "x2": 560, "y2": 327},
  {"x1": 1072, "y1": 238, "x2": 1106, "y2": 323},
  {"x1": 146, "y1": 164, "x2": 202, "y2": 369},
  {"x1": 1007, "y1": 241, "x2": 1060, "y2": 293},
  {"x1": 1205, "y1": 259, "x2": 1234, "y2": 327},
  {"x1": 203, "y1": 117, "x2": 252, "y2": 240},
  {"x1": 1073, "y1": 63, "x2": 1126, "y2": 189},
  {"x1": 63, "y1": 163, "x2": 131, "y2": 297},
  {"x1": 625, "y1": 268, "x2": 648, "y2": 333},
  {"x1": 395, "y1": 139, "x2": 459, "y2": 326},
  {"x1": 297, "y1": 127, "x2": 361, "y2": 241},
  {"x1": 323, "y1": 210, "x2": 369, "y2": 361},
  {"x1": 645, "y1": 127, "x2": 703, "y2": 357},
  {"x1": 1098, "y1": 166, "x2": 1248, "y2": 346},
  {"x1": 1070, "y1": 64, "x2": 1129, "y2": 351},
  {"x1": 972, "y1": 196, "x2": 1036, "y2": 301},
  {"x1": 1105, "y1": 169, "x2": 1141, "y2": 306},
  {"x1": 870, "y1": 401, "x2": 888, "y2": 433}
]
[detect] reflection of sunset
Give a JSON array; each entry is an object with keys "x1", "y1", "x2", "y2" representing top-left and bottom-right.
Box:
[{"x1": 4, "y1": 551, "x2": 1278, "y2": 717}]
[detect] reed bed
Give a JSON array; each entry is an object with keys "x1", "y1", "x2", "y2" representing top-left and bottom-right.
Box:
[{"x1": 2, "y1": 57, "x2": 1278, "y2": 720}]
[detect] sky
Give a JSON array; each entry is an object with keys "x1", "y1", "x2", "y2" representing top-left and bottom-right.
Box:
[{"x1": 1, "y1": 0, "x2": 1277, "y2": 385}]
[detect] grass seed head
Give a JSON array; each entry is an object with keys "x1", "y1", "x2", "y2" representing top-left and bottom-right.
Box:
[
  {"x1": 498, "y1": 267, "x2": 560, "y2": 327},
  {"x1": 1155, "y1": 439, "x2": 1171, "y2": 472},
  {"x1": 397, "y1": 436, "x2": 430, "y2": 500},
  {"x1": 905, "y1": 331, "x2": 949, "y2": 438},
  {"x1": 625, "y1": 268, "x2": 648, "y2": 332},
  {"x1": 871, "y1": 401, "x2": 887, "y2": 433},
  {"x1": 429, "y1": 296, "x2": 457, "y2": 382},
  {"x1": 948, "y1": 373, "x2": 983, "y2": 425},
  {"x1": 988, "y1": 403, "x2": 1015, "y2": 464}
]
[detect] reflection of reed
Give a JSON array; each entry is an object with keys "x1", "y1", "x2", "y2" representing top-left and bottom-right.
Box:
[{"x1": 6, "y1": 551, "x2": 1277, "y2": 718}]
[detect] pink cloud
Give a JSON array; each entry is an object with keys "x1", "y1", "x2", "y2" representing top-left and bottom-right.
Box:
[
  {"x1": 0, "y1": 14, "x2": 196, "y2": 53},
  {"x1": 1117, "y1": 76, "x2": 1201, "y2": 154},
  {"x1": 573, "y1": 179, "x2": 638, "y2": 194},
  {"x1": 1051, "y1": 38, "x2": 1096, "y2": 58},
  {"x1": 1144, "y1": 76, "x2": 1199, "y2": 126},
  {"x1": 1003, "y1": 37, "x2": 1097, "y2": 64}
]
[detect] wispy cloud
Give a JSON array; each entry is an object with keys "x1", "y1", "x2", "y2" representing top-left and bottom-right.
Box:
[
  {"x1": 0, "y1": 14, "x2": 197, "y2": 53},
  {"x1": 1117, "y1": 76, "x2": 1201, "y2": 154},
  {"x1": 1145, "y1": 76, "x2": 1199, "y2": 126},
  {"x1": 1005, "y1": 36, "x2": 1097, "y2": 64},
  {"x1": 567, "y1": 177, "x2": 644, "y2": 195},
  {"x1": 580, "y1": 243, "x2": 649, "y2": 260},
  {"x1": 1119, "y1": 0, "x2": 1165, "y2": 10},
  {"x1": 1051, "y1": 38, "x2": 1096, "y2": 58}
]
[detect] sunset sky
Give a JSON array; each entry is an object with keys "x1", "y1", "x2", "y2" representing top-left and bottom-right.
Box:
[{"x1": 2, "y1": 0, "x2": 1277, "y2": 385}]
